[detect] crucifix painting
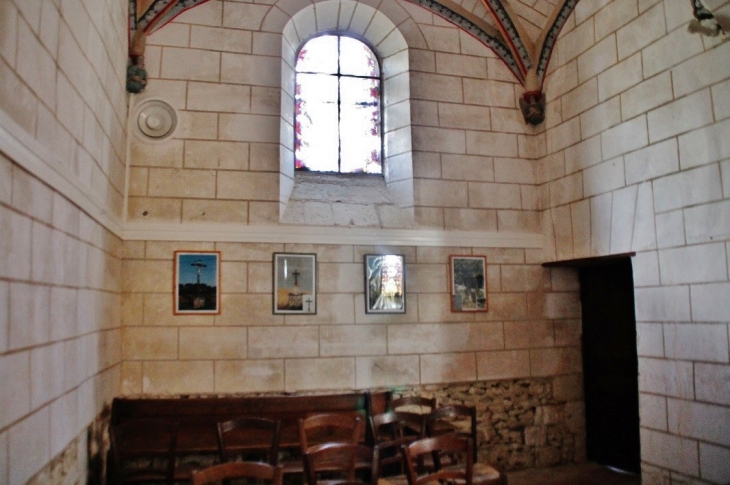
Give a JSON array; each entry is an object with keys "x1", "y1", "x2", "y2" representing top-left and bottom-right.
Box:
[
  {"x1": 273, "y1": 253, "x2": 317, "y2": 314},
  {"x1": 174, "y1": 251, "x2": 220, "y2": 315}
]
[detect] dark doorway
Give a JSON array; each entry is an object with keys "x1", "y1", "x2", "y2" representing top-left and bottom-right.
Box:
[{"x1": 578, "y1": 257, "x2": 640, "y2": 474}]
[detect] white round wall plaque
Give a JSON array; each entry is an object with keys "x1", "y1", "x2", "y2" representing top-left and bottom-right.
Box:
[{"x1": 133, "y1": 98, "x2": 177, "y2": 141}]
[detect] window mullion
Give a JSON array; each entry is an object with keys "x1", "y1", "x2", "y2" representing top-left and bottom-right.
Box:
[{"x1": 337, "y1": 36, "x2": 342, "y2": 173}]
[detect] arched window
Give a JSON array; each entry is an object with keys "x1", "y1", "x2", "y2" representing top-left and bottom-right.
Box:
[{"x1": 294, "y1": 34, "x2": 382, "y2": 174}]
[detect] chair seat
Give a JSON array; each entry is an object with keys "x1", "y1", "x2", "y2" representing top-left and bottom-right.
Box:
[
  {"x1": 444, "y1": 462, "x2": 505, "y2": 485},
  {"x1": 174, "y1": 462, "x2": 205, "y2": 481},
  {"x1": 280, "y1": 456, "x2": 304, "y2": 474},
  {"x1": 377, "y1": 475, "x2": 409, "y2": 485},
  {"x1": 474, "y1": 462, "x2": 503, "y2": 481}
]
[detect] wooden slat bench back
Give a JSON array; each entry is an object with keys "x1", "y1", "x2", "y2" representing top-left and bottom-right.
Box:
[{"x1": 110, "y1": 391, "x2": 391, "y2": 455}]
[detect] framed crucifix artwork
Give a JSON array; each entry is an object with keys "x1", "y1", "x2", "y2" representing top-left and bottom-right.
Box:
[
  {"x1": 174, "y1": 251, "x2": 221, "y2": 315},
  {"x1": 449, "y1": 255, "x2": 488, "y2": 312},
  {"x1": 273, "y1": 253, "x2": 317, "y2": 314},
  {"x1": 364, "y1": 254, "x2": 406, "y2": 314}
]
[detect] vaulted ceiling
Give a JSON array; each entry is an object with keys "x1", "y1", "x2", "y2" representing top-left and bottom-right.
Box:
[
  {"x1": 128, "y1": 0, "x2": 581, "y2": 124},
  {"x1": 404, "y1": 0, "x2": 577, "y2": 91},
  {"x1": 129, "y1": 0, "x2": 575, "y2": 89}
]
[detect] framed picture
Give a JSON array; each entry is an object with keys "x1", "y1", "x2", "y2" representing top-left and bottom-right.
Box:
[
  {"x1": 364, "y1": 254, "x2": 406, "y2": 314},
  {"x1": 174, "y1": 251, "x2": 221, "y2": 315},
  {"x1": 449, "y1": 255, "x2": 488, "y2": 312},
  {"x1": 274, "y1": 253, "x2": 317, "y2": 314}
]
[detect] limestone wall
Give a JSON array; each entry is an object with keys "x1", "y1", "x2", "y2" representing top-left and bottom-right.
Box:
[
  {"x1": 396, "y1": 378, "x2": 585, "y2": 470},
  {"x1": 128, "y1": 0, "x2": 541, "y2": 231},
  {"x1": 540, "y1": 1, "x2": 730, "y2": 483},
  {"x1": 121, "y1": 242, "x2": 581, "y2": 396},
  {"x1": 0, "y1": 0, "x2": 127, "y2": 483},
  {"x1": 120, "y1": 0, "x2": 576, "y2": 474},
  {"x1": 0, "y1": 159, "x2": 123, "y2": 485}
]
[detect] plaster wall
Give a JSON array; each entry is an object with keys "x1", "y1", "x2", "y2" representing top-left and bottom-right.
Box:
[
  {"x1": 541, "y1": 1, "x2": 730, "y2": 483},
  {"x1": 0, "y1": 0, "x2": 127, "y2": 483}
]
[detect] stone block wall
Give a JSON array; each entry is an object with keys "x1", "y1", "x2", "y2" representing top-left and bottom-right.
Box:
[
  {"x1": 24, "y1": 405, "x2": 111, "y2": 485},
  {"x1": 540, "y1": 1, "x2": 730, "y2": 483},
  {"x1": 19, "y1": 0, "x2": 730, "y2": 482},
  {"x1": 121, "y1": 240, "x2": 582, "y2": 411},
  {"x1": 128, "y1": 0, "x2": 542, "y2": 231},
  {"x1": 0, "y1": 0, "x2": 127, "y2": 482},
  {"x1": 395, "y1": 378, "x2": 585, "y2": 471},
  {"x1": 0, "y1": 154, "x2": 122, "y2": 485}
]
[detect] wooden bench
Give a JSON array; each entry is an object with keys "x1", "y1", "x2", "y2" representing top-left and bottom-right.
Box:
[{"x1": 110, "y1": 391, "x2": 391, "y2": 457}]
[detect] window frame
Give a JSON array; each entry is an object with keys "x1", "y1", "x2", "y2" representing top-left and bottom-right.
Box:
[{"x1": 293, "y1": 31, "x2": 384, "y2": 175}]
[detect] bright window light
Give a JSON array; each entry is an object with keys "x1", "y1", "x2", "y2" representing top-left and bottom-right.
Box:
[{"x1": 295, "y1": 34, "x2": 382, "y2": 174}]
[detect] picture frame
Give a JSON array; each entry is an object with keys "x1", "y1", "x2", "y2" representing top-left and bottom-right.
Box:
[
  {"x1": 174, "y1": 251, "x2": 221, "y2": 315},
  {"x1": 364, "y1": 254, "x2": 406, "y2": 314},
  {"x1": 274, "y1": 253, "x2": 317, "y2": 314},
  {"x1": 449, "y1": 255, "x2": 488, "y2": 312}
]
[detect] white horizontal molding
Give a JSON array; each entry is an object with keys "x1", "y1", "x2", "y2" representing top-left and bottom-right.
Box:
[
  {"x1": 0, "y1": 110, "x2": 124, "y2": 237},
  {"x1": 124, "y1": 222, "x2": 544, "y2": 248}
]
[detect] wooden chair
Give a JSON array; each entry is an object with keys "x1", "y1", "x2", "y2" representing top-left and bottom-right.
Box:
[
  {"x1": 299, "y1": 413, "x2": 368, "y2": 478},
  {"x1": 299, "y1": 413, "x2": 365, "y2": 450},
  {"x1": 390, "y1": 396, "x2": 454, "y2": 437},
  {"x1": 108, "y1": 419, "x2": 178, "y2": 485},
  {"x1": 425, "y1": 406, "x2": 478, "y2": 461},
  {"x1": 372, "y1": 410, "x2": 424, "y2": 441},
  {"x1": 370, "y1": 411, "x2": 425, "y2": 484},
  {"x1": 303, "y1": 442, "x2": 376, "y2": 485},
  {"x1": 401, "y1": 435, "x2": 473, "y2": 485},
  {"x1": 217, "y1": 417, "x2": 281, "y2": 465},
  {"x1": 279, "y1": 413, "x2": 365, "y2": 478},
  {"x1": 191, "y1": 462, "x2": 283, "y2": 485},
  {"x1": 425, "y1": 405, "x2": 506, "y2": 485},
  {"x1": 388, "y1": 396, "x2": 436, "y2": 415}
]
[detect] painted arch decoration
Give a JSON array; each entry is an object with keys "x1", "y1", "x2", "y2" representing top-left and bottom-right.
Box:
[
  {"x1": 125, "y1": 0, "x2": 722, "y2": 124},
  {"x1": 126, "y1": 0, "x2": 212, "y2": 93},
  {"x1": 408, "y1": 0, "x2": 526, "y2": 85},
  {"x1": 405, "y1": 0, "x2": 579, "y2": 125},
  {"x1": 124, "y1": 0, "x2": 579, "y2": 114},
  {"x1": 130, "y1": 0, "x2": 213, "y2": 36}
]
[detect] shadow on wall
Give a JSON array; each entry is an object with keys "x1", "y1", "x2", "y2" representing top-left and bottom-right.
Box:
[{"x1": 87, "y1": 404, "x2": 112, "y2": 485}]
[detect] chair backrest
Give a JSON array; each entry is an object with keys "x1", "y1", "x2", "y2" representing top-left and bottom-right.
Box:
[
  {"x1": 217, "y1": 416, "x2": 281, "y2": 465},
  {"x1": 401, "y1": 435, "x2": 473, "y2": 485},
  {"x1": 425, "y1": 405, "x2": 478, "y2": 462},
  {"x1": 299, "y1": 413, "x2": 364, "y2": 452},
  {"x1": 371, "y1": 411, "x2": 424, "y2": 442},
  {"x1": 304, "y1": 442, "x2": 376, "y2": 485},
  {"x1": 370, "y1": 411, "x2": 424, "y2": 477},
  {"x1": 109, "y1": 418, "x2": 178, "y2": 485},
  {"x1": 389, "y1": 396, "x2": 436, "y2": 415},
  {"x1": 192, "y1": 462, "x2": 284, "y2": 485}
]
